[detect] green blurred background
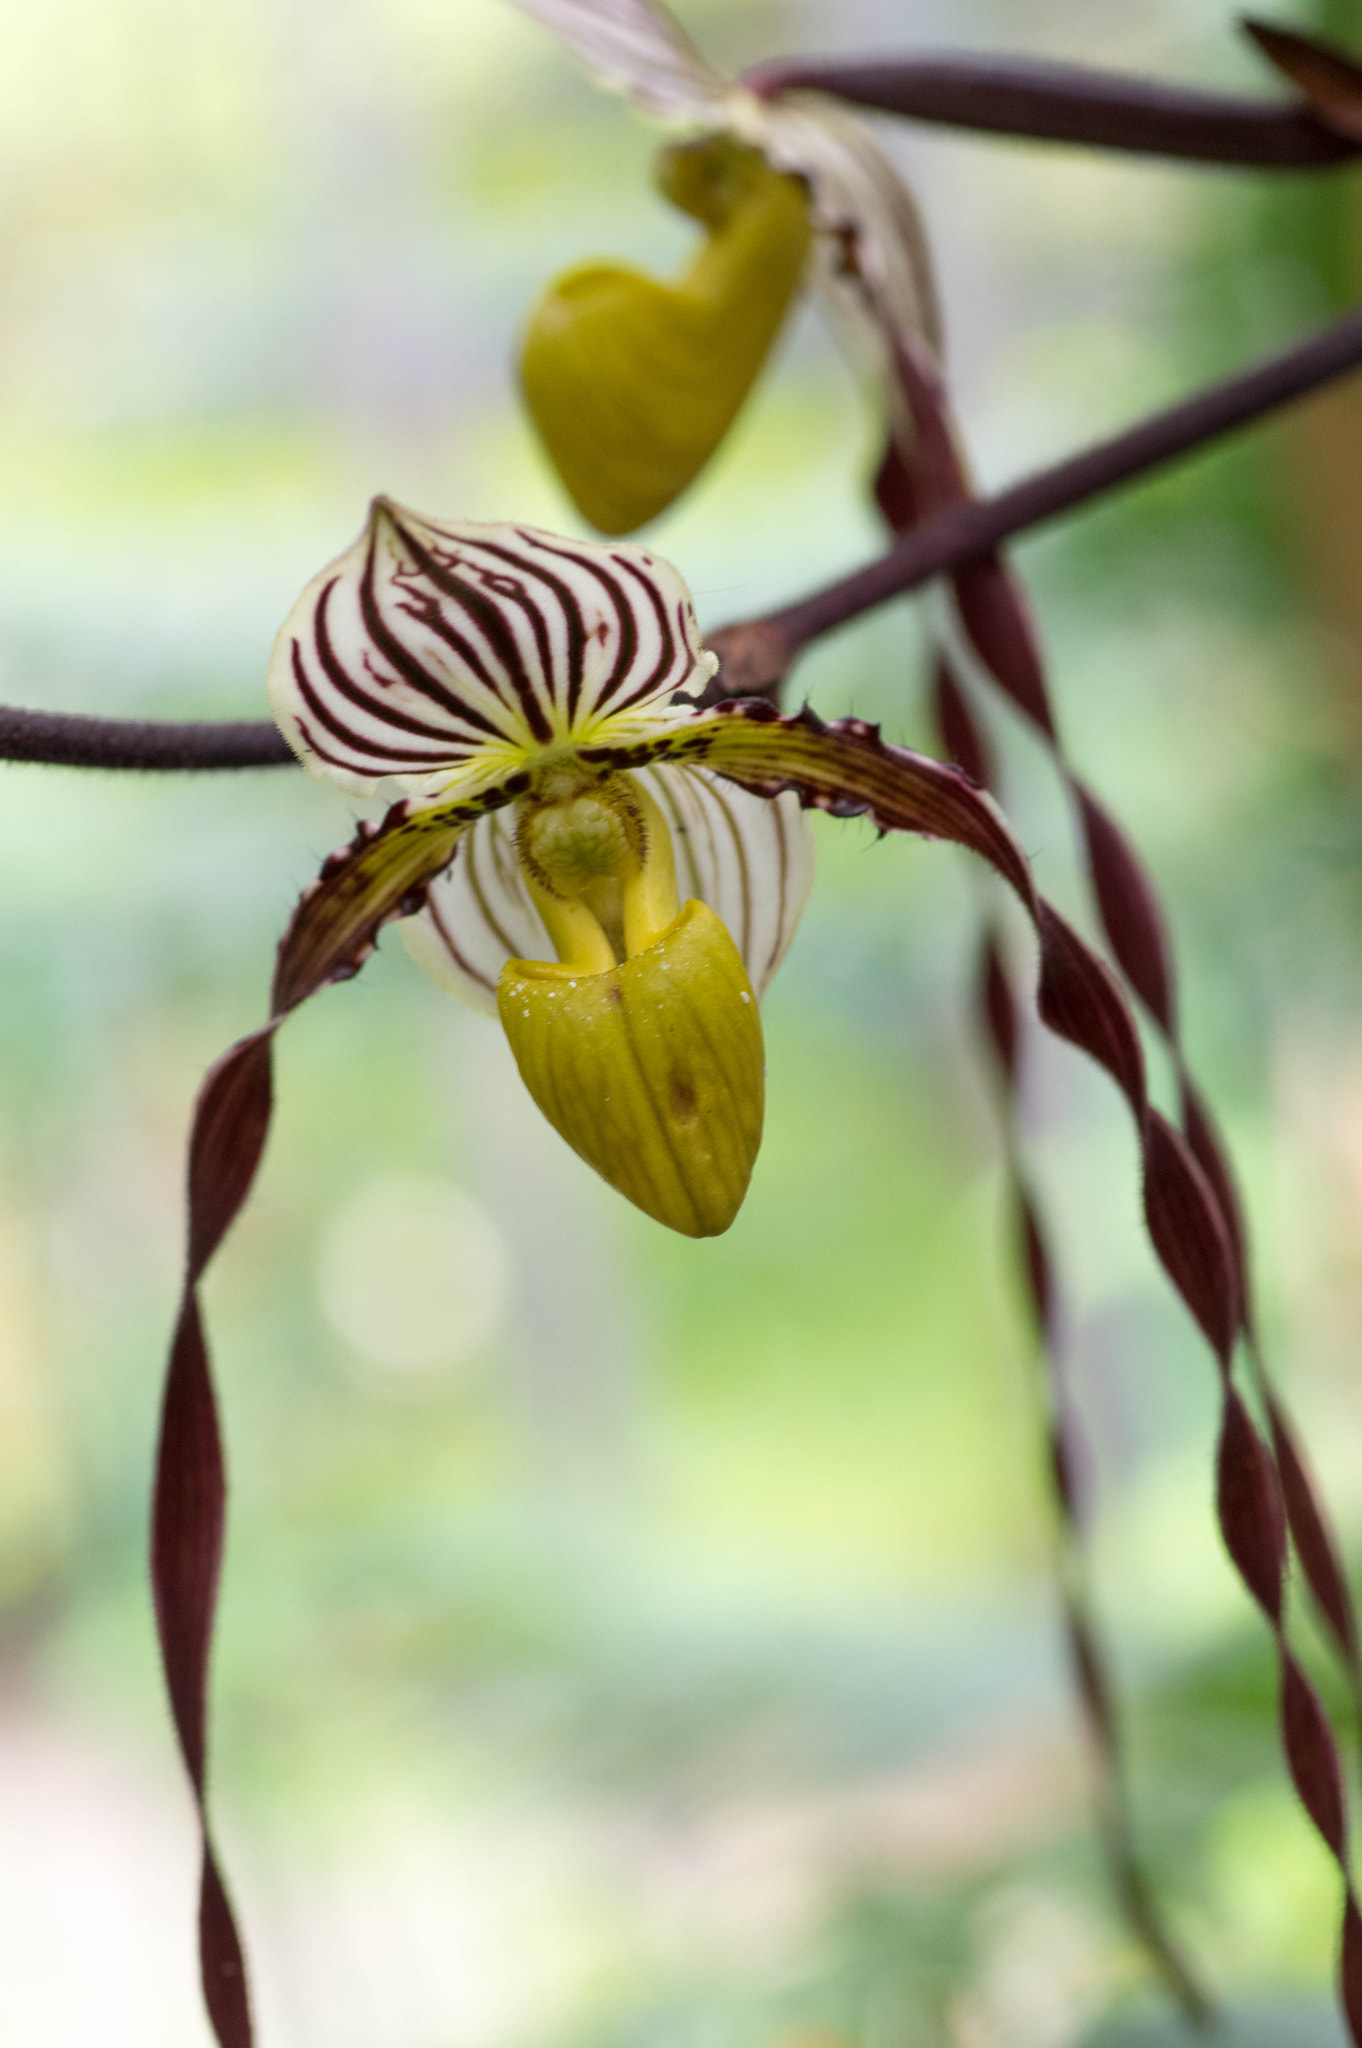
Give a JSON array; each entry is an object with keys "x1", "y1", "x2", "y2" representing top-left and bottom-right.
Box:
[{"x1": 2, "y1": 0, "x2": 1362, "y2": 2041}]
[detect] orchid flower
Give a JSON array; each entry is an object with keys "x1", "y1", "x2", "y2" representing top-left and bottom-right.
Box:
[
  {"x1": 269, "y1": 498, "x2": 814, "y2": 1236},
  {"x1": 509, "y1": 0, "x2": 939, "y2": 531},
  {"x1": 260, "y1": 491, "x2": 1058, "y2": 1243},
  {"x1": 252, "y1": 492, "x2": 1178, "y2": 1268},
  {"x1": 182, "y1": 490, "x2": 1320, "y2": 2048}
]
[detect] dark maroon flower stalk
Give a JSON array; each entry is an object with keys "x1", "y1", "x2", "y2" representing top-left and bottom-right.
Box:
[{"x1": 740, "y1": 18, "x2": 1362, "y2": 167}]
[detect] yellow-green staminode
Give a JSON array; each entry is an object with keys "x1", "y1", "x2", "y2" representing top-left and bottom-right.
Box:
[{"x1": 519, "y1": 135, "x2": 811, "y2": 534}]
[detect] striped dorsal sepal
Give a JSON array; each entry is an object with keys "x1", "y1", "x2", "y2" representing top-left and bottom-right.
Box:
[{"x1": 267, "y1": 500, "x2": 717, "y2": 799}]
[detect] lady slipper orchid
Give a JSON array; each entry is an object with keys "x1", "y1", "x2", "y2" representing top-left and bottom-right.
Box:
[
  {"x1": 512, "y1": 0, "x2": 940, "y2": 530},
  {"x1": 269, "y1": 498, "x2": 814, "y2": 1235},
  {"x1": 257, "y1": 496, "x2": 1040, "y2": 1244},
  {"x1": 176, "y1": 503, "x2": 1362, "y2": 2048}
]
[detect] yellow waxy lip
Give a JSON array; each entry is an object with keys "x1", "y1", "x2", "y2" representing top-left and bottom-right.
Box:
[{"x1": 497, "y1": 899, "x2": 764, "y2": 1236}]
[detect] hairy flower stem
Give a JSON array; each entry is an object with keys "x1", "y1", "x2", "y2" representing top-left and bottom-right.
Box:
[
  {"x1": 0, "y1": 708, "x2": 292, "y2": 771},
  {"x1": 741, "y1": 297, "x2": 1362, "y2": 688},
  {"x1": 741, "y1": 42, "x2": 1357, "y2": 168}
]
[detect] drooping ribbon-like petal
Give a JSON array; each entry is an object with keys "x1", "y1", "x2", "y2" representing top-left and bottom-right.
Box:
[{"x1": 268, "y1": 499, "x2": 716, "y2": 799}]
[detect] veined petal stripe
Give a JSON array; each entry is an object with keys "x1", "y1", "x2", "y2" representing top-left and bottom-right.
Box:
[
  {"x1": 506, "y1": 529, "x2": 699, "y2": 720},
  {"x1": 358, "y1": 534, "x2": 514, "y2": 742},
  {"x1": 385, "y1": 578, "x2": 536, "y2": 743},
  {"x1": 651, "y1": 764, "x2": 753, "y2": 964},
  {"x1": 471, "y1": 554, "x2": 564, "y2": 704},
  {"x1": 290, "y1": 632, "x2": 476, "y2": 770},
  {"x1": 764, "y1": 796, "x2": 794, "y2": 989},
  {"x1": 425, "y1": 887, "x2": 497, "y2": 999},
  {"x1": 392, "y1": 523, "x2": 558, "y2": 745},
  {"x1": 473, "y1": 535, "x2": 589, "y2": 723},
  {"x1": 606, "y1": 553, "x2": 688, "y2": 711},
  {"x1": 290, "y1": 710, "x2": 450, "y2": 782},
  {"x1": 399, "y1": 520, "x2": 606, "y2": 753},
  {"x1": 645, "y1": 760, "x2": 710, "y2": 905},
  {"x1": 494, "y1": 531, "x2": 636, "y2": 721},
  {"x1": 714, "y1": 776, "x2": 756, "y2": 967},
  {"x1": 479, "y1": 528, "x2": 695, "y2": 724},
  {"x1": 511, "y1": 530, "x2": 700, "y2": 718},
  {"x1": 309, "y1": 578, "x2": 492, "y2": 752},
  {"x1": 464, "y1": 822, "x2": 526, "y2": 961},
  {"x1": 289, "y1": 674, "x2": 473, "y2": 772}
]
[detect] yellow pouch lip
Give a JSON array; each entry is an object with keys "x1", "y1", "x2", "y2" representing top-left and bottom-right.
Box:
[{"x1": 498, "y1": 899, "x2": 765, "y2": 1237}]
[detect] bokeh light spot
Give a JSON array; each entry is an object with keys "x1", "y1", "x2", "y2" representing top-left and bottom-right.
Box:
[{"x1": 317, "y1": 1173, "x2": 509, "y2": 1380}]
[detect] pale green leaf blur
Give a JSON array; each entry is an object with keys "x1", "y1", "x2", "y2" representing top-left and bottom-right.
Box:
[{"x1": 2, "y1": 0, "x2": 1361, "y2": 2042}]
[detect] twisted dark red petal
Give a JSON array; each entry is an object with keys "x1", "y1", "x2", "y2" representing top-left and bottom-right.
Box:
[
  {"x1": 155, "y1": 791, "x2": 480, "y2": 2044},
  {"x1": 936, "y1": 661, "x2": 1208, "y2": 2023},
  {"x1": 882, "y1": 331, "x2": 1362, "y2": 2038},
  {"x1": 686, "y1": 691, "x2": 1362, "y2": 2029},
  {"x1": 153, "y1": 1028, "x2": 273, "y2": 2048}
]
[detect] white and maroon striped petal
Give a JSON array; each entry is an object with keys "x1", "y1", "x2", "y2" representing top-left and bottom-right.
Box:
[
  {"x1": 403, "y1": 761, "x2": 813, "y2": 1013},
  {"x1": 506, "y1": 0, "x2": 726, "y2": 120},
  {"x1": 268, "y1": 500, "x2": 717, "y2": 799}
]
